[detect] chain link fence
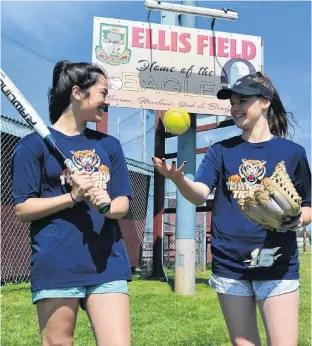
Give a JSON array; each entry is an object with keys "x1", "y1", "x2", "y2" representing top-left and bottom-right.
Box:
[
  {"x1": 1, "y1": 116, "x2": 34, "y2": 284},
  {"x1": 163, "y1": 212, "x2": 206, "y2": 271},
  {"x1": 117, "y1": 110, "x2": 155, "y2": 165},
  {"x1": 162, "y1": 179, "x2": 207, "y2": 278},
  {"x1": 1, "y1": 114, "x2": 155, "y2": 284},
  {"x1": 120, "y1": 159, "x2": 154, "y2": 275}
]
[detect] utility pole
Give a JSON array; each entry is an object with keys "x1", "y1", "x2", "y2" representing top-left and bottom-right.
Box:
[
  {"x1": 116, "y1": 117, "x2": 120, "y2": 141},
  {"x1": 142, "y1": 109, "x2": 146, "y2": 163}
]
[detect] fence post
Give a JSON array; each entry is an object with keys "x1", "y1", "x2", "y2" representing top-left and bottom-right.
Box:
[{"x1": 303, "y1": 226, "x2": 307, "y2": 254}]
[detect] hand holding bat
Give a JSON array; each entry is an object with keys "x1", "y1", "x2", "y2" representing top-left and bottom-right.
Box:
[
  {"x1": 70, "y1": 171, "x2": 95, "y2": 203},
  {"x1": 84, "y1": 187, "x2": 111, "y2": 212}
]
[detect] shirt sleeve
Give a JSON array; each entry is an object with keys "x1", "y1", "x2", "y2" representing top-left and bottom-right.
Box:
[
  {"x1": 108, "y1": 139, "x2": 133, "y2": 200},
  {"x1": 293, "y1": 148, "x2": 311, "y2": 207},
  {"x1": 11, "y1": 143, "x2": 42, "y2": 205},
  {"x1": 194, "y1": 144, "x2": 221, "y2": 191}
]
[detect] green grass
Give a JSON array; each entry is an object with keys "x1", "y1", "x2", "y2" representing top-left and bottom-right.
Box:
[{"x1": 1, "y1": 253, "x2": 311, "y2": 346}]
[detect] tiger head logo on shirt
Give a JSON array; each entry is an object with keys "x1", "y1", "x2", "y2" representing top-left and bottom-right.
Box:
[
  {"x1": 71, "y1": 149, "x2": 100, "y2": 173},
  {"x1": 60, "y1": 149, "x2": 110, "y2": 189},
  {"x1": 239, "y1": 159, "x2": 266, "y2": 185},
  {"x1": 227, "y1": 159, "x2": 266, "y2": 199}
]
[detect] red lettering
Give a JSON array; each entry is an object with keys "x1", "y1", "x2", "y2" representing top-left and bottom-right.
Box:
[
  {"x1": 242, "y1": 40, "x2": 256, "y2": 60},
  {"x1": 131, "y1": 27, "x2": 257, "y2": 61},
  {"x1": 171, "y1": 31, "x2": 178, "y2": 52},
  {"x1": 197, "y1": 35, "x2": 209, "y2": 55},
  {"x1": 132, "y1": 27, "x2": 144, "y2": 48},
  {"x1": 158, "y1": 30, "x2": 170, "y2": 51},
  {"x1": 217, "y1": 38, "x2": 229, "y2": 57},
  {"x1": 179, "y1": 33, "x2": 191, "y2": 53},
  {"x1": 210, "y1": 36, "x2": 216, "y2": 56},
  {"x1": 230, "y1": 39, "x2": 241, "y2": 58},
  {"x1": 145, "y1": 29, "x2": 157, "y2": 49}
]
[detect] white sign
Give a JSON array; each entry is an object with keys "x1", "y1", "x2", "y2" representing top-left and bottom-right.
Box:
[{"x1": 92, "y1": 17, "x2": 263, "y2": 116}]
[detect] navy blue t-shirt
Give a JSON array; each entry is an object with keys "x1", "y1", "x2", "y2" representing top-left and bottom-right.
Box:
[
  {"x1": 12, "y1": 127, "x2": 133, "y2": 292},
  {"x1": 195, "y1": 135, "x2": 311, "y2": 280}
]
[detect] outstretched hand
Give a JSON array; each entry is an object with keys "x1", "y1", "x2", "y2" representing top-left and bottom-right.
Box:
[{"x1": 151, "y1": 156, "x2": 186, "y2": 183}]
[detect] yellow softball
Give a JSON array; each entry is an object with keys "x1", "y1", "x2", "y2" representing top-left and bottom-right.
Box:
[{"x1": 163, "y1": 108, "x2": 191, "y2": 135}]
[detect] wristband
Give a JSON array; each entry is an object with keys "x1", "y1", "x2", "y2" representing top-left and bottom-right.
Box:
[{"x1": 70, "y1": 191, "x2": 79, "y2": 204}]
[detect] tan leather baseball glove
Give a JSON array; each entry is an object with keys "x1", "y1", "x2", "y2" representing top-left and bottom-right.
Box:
[{"x1": 237, "y1": 161, "x2": 302, "y2": 231}]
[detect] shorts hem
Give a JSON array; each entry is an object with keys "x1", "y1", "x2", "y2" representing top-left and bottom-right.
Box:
[
  {"x1": 211, "y1": 270, "x2": 299, "y2": 281},
  {"x1": 208, "y1": 273, "x2": 300, "y2": 300},
  {"x1": 32, "y1": 280, "x2": 129, "y2": 304},
  {"x1": 255, "y1": 286, "x2": 300, "y2": 301},
  {"x1": 86, "y1": 291, "x2": 129, "y2": 297},
  {"x1": 31, "y1": 276, "x2": 132, "y2": 292}
]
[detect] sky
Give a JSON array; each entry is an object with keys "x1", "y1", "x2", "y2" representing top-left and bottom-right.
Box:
[{"x1": 1, "y1": 0, "x2": 311, "y2": 169}]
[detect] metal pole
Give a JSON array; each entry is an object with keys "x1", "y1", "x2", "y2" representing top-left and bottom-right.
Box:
[
  {"x1": 117, "y1": 117, "x2": 120, "y2": 141},
  {"x1": 175, "y1": 1, "x2": 197, "y2": 295},
  {"x1": 303, "y1": 226, "x2": 307, "y2": 254},
  {"x1": 202, "y1": 212, "x2": 206, "y2": 269},
  {"x1": 142, "y1": 109, "x2": 146, "y2": 163}
]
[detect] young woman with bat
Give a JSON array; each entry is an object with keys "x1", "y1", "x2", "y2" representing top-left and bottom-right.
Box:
[
  {"x1": 152, "y1": 72, "x2": 311, "y2": 346},
  {"x1": 11, "y1": 61, "x2": 132, "y2": 346}
]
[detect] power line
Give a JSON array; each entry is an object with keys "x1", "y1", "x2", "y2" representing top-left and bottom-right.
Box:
[
  {"x1": 121, "y1": 134, "x2": 143, "y2": 147},
  {"x1": 146, "y1": 126, "x2": 155, "y2": 134},
  {"x1": 2, "y1": 33, "x2": 56, "y2": 63},
  {"x1": 121, "y1": 126, "x2": 155, "y2": 147},
  {"x1": 119, "y1": 110, "x2": 141, "y2": 125}
]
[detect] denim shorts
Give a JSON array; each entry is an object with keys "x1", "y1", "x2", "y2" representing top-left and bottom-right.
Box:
[
  {"x1": 32, "y1": 280, "x2": 129, "y2": 304},
  {"x1": 209, "y1": 273, "x2": 299, "y2": 301}
]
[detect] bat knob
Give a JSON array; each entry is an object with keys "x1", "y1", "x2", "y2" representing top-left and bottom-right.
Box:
[{"x1": 99, "y1": 203, "x2": 111, "y2": 214}]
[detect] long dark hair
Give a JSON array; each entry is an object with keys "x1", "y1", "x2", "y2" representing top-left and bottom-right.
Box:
[
  {"x1": 248, "y1": 71, "x2": 298, "y2": 138},
  {"x1": 48, "y1": 61, "x2": 107, "y2": 124}
]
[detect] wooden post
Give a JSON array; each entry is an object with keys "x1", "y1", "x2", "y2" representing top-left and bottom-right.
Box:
[
  {"x1": 152, "y1": 111, "x2": 165, "y2": 278},
  {"x1": 303, "y1": 226, "x2": 307, "y2": 254},
  {"x1": 206, "y1": 211, "x2": 212, "y2": 264}
]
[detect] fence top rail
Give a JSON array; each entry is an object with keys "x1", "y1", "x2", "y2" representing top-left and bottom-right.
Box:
[
  {"x1": 126, "y1": 158, "x2": 154, "y2": 174},
  {"x1": 1, "y1": 113, "x2": 155, "y2": 175},
  {"x1": 1, "y1": 113, "x2": 33, "y2": 129}
]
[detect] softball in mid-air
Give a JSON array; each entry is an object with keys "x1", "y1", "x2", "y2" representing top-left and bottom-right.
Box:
[{"x1": 163, "y1": 108, "x2": 191, "y2": 135}]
